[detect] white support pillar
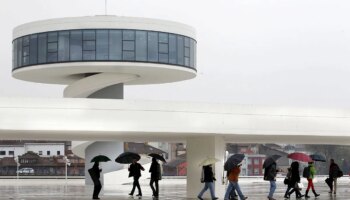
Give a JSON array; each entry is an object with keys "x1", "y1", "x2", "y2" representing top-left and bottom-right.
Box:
[{"x1": 186, "y1": 136, "x2": 226, "y2": 198}]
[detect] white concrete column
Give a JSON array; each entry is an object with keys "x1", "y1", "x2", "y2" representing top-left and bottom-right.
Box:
[{"x1": 186, "y1": 136, "x2": 226, "y2": 198}]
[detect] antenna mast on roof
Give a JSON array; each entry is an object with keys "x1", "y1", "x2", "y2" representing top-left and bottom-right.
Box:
[{"x1": 105, "y1": 0, "x2": 108, "y2": 15}]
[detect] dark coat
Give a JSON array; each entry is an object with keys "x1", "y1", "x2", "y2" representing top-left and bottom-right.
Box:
[
  {"x1": 88, "y1": 162, "x2": 101, "y2": 184},
  {"x1": 329, "y1": 163, "x2": 340, "y2": 178},
  {"x1": 202, "y1": 165, "x2": 215, "y2": 182},
  {"x1": 289, "y1": 162, "x2": 300, "y2": 187},
  {"x1": 129, "y1": 162, "x2": 144, "y2": 177},
  {"x1": 149, "y1": 161, "x2": 161, "y2": 180},
  {"x1": 264, "y1": 163, "x2": 277, "y2": 181}
]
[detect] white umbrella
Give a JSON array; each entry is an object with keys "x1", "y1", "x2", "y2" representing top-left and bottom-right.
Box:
[{"x1": 198, "y1": 157, "x2": 220, "y2": 166}]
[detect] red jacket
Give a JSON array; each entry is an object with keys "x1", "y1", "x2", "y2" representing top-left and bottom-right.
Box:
[{"x1": 228, "y1": 166, "x2": 240, "y2": 182}]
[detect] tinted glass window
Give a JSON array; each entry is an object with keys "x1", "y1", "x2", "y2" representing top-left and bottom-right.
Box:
[
  {"x1": 159, "y1": 33, "x2": 168, "y2": 43},
  {"x1": 17, "y1": 38, "x2": 22, "y2": 67},
  {"x1": 29, "y1": 34, "x2": 38, "y2": 65},
  {"x1": 148, "y1": 32, "x2": 158, "y2": 62},
  {"x1": 169, "y1": 34, "x2": 177, "y2": 64},
  {"x1": 123, "y1": 41, "x2": 134, "y2": 51},
  {"x1": 83, "y1": 30, "x2": 96, "y2": 40},
  {"x1": 159, "y1": 53, "x2": 168, "y2": 63},
  {"x1": 177, "y1": 36, "x2": 184, "y2": 65},
  {"x1": 48, "y1": 42, "x2": 58, "y2": 53},
  {"x1": 109, "y1": 30, "x2": 122, "y2": 60},
  {"x1": 123, "y1": 30, "x2": 135, "y2": 40},
  {"x1": 38, "y1": 33, "x2": 47, "y2": 63},
  {"x1": 159, "y1": 43, "x2": 168, "y2": 53},
  {"x1": 47, "y1": 52, "x2": 58, "y2": 62},
  {"x1": 123, "y1": 51, "x2": 135, "y2": 61},
  {"x1": 70, "y1": 30, "x2": 82, "y2": 61},
  {"x1": 83, "y1": 51, "x2": 96, "y2": 60},
  {"x1": 135, "y1": 31, "x2": 147, "y2": 61},
  {"x1": 13, "y1": 29, "x2": 196, "y2": 69},
  {"x1": 58, "y1": 31, "x2": 70, "y2": 61},
  {"x1": 96, "y1": 30, "x2": 108, "y2": 60},
  {"x1": 184, "y1": 47, "x2": 190, "y2": 57},
  {"x1": 13, "y1": 40, "x2": 17, "y2": 68},
  {"x1": 48, "y1": 32, "x2": 58, "y2": 42},
  {"x1": 83, "y1": 41, "x2": 95, "y2": 51},
  {"x1": 184, "y1": 37, "x2": 190, "y2": 47},
  {"x1": 23, "y1": 46, "x2": 29, "y2": 57},
  {"x1": 190, "y1": 39, "x2": 195, "y2": 68},
  {"x1": 23, "y1": 36, "x2": 30, "y2": 46}
]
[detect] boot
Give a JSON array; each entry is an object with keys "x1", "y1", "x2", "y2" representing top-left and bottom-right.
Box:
[
  {"x1": 312, "y1": 189, "x2": 320, "y2": 197},
  {"x1": 305, "y1": 190, "x2": 310, "y2": 198}
]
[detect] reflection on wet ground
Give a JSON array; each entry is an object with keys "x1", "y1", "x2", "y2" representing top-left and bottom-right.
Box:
[{"x1": 0, "y1": 177, "x2": 350, "y2": 199}]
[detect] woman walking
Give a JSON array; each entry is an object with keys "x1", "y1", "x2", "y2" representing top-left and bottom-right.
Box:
[
  {"x1": 304, "y1": 161, "x2": 320, "y2": 198},
  {"x1": 197, "y1": 164, "x2": 218, "y2": 200},
  {"x1": 286, "y1": 161, "x2": 304, "y2": 198},
  {"x1": 149, "y1": 158, "x2": 161, "y2": 198}
]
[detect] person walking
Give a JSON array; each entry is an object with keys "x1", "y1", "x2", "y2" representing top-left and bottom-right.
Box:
[
  {"x1": 304, "y1": 161, "x2": 320, "y2": 198},
  {"x1": 149, "y1": 158, "x2": 161, "y2": 198},
  {"x1": 224, "y1": 164, "x2": 248, "y2": 200},
  {"x1": 197, "y1": 164, "x2": 218, "y2": 200},
  {"x1": 284, "y1": 167, "x2": 293, "y2": 198},
  {"x1": 286, "y1": 161, "x2": 304, "y2": 199},
  {"x1": 264, "y1": 161, "x2": 278, "y2": 200},
  {"x1": 128, "y1": 159, "x2": 145, "y2": 197},
  {"x1": 328, "y1": 159, "x2": 340, "y2": 195},
  {"x1": 88, "y1": 162, "x2": 102, "y2": 200}
]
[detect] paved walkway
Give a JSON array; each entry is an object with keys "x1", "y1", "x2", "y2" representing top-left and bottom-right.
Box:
[{"x1": 0, "y1": 177, "x2": 349, "y2": 199}]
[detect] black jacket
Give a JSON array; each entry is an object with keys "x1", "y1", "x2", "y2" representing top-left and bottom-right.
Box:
[
  {"x1": 202, "y1": 165, "x2": 215, "y2": 182},
  {"x1": 289, "y1": 162, "x2": 300, "y2": 186},
  {"x1": 129, "y1": 162, "x2": 144, "y2": 177},
  {"x1": 149, "y1": 161, "x2": 161, "y2": 180},
  {"x1": 88, "y1": 162, "x2": 101, "y2": 184},
  {"x1": 329, "y1": 163, "x2": 340, "y2": 178}
]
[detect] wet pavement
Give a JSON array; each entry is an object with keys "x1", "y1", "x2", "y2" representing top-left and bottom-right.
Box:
[{"x1": 0, "y1": 177, "x2": 350, "y2": 199}]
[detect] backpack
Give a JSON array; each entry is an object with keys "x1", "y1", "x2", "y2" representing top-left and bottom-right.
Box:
[{"x1": 302, "y1": 166, "x2": 310, "y2": 178}]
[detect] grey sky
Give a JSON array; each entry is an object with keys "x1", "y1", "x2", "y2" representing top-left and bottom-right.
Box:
[{"x1": 1, "y1": 0, "x2": 350, "y2": 108}]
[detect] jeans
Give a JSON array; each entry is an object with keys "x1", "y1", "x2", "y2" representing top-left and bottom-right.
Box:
[
  {"x1": 224, "y1": 181, "x2": 245, "y2": 200},
  {"x1": 198, "y1": 182, "x2": 215, "y2": 198},
  {"x1": 268, "y1": 180, "x2": 276, "y2": 198}
]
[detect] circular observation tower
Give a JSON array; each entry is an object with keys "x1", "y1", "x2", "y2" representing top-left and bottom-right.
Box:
[{"x1": 12, "y1": 16, "x2": 197, "y2": 98}]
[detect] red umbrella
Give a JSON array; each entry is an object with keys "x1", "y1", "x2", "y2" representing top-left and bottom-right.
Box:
[{"x1": 288, "y1": 152, "x2": 313, "y2": 162}]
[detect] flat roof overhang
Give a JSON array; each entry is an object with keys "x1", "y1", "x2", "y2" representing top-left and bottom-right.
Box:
[{"x1": 1, "y1": 97, "x2": 350, "y2": 144}]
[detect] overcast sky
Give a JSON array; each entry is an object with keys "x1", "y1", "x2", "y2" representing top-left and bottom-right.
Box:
[{"x1": 1, "y1": 0, "x2": 350, "y2": 108}]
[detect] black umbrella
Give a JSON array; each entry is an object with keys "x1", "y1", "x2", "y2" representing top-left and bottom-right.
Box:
[
  {"x1": 310, "y1": 154, "x2": 326, "y2": 162},
  {"x1": 148, "y1": 153, "x2": 166, "y2": 163},
  {"x1": 224, "y1": 154, "x2": 245, "y2": 171},
  {"x1": 263, "y1": 155, "x2": 281, "y2": 168},
  {"x1": 115, "y1": 152, "x2": 141, "y2": 164},
  {"x1": 90, "y1": 155, "x2": 111, "y2": 163}
]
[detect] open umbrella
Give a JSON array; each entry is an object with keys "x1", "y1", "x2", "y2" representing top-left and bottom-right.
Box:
[
  {"x1": 198, "y1": 157, "x2": 220, "y2": 166},
  {"x1": 288, "y1": 152, "x2": 312, "y2": 162},
  {"x1": 90, "y1": 155, "x2": 111, "y2": 163},
  {"x1": 310, "y1": 154, "x2": 326, "y2": 162},
  {"x1": 263, "y1": 155, "x2": 282, "y2": 168},
  {"x1": 224, "y1": 154, "x2": 245, "y2": 171},
  {"x1": 148, "y1": 153, "x2": 166, "y2": 163},
  {"x1": 115, "y1": 152, "x2": 141, "y2": 164}
]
